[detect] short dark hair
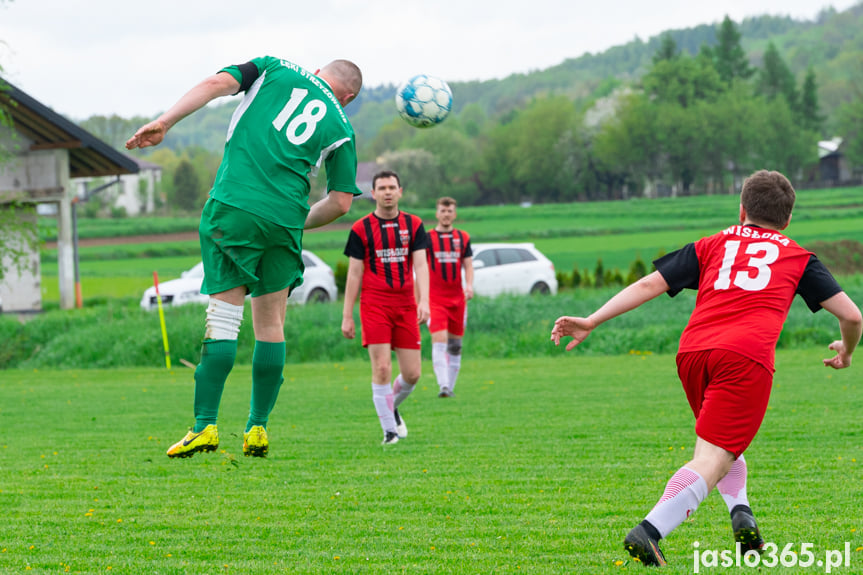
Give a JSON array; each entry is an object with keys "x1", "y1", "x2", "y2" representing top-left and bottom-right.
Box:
[
  {"x1": 740, "y1": 170, "x2": 795, "y2": 228},
  {"x1": 437, "y1": 196, "x2": 457, "y2": 208},
  {"x1": 372, "y1": 170, "x2": 400, "y2": 189}
]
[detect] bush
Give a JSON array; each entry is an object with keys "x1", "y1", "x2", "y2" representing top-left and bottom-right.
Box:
[
  {"x1": 3, "y1": 283, "x2": 859, "y2": 369},
  {"x1": 334, "y1": 260, "x2": 348, "y2": 295}
]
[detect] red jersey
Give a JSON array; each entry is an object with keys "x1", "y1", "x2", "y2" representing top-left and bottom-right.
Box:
[
  {"x1": 655, "y1": 224, "x2": 842, "y2": 372},
  {"x1": 344, "y1": 211, "x2": 429, "y2": 307},
  {"x1": 427, "y1": 228, "x2": 472, "y2": 304}
]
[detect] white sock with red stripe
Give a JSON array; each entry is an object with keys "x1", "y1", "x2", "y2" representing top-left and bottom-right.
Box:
[
  {"x1": 371, "y1": 382, "x2": 396, "y2": 434},
  {"x1": 392, "y1": 373, "x2": 415, "y2": 408},
  {"x1": 432, "y1": 343, "x2": 449, "y2": 391},
  {"x1": 717, "y1": 455, "x2": 750, "y2": 511},
  {"x1": 644, "y1": 467, "x2": 709, "y2": 538}
]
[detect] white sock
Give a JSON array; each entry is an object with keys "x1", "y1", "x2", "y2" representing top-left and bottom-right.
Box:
[
  {"x1": 392, "y1": 374, "x2": 416, "y2": 409},
  {"x1": 717, "y1": 455, "x2": 750, "y2": 512},
  {"x1": 446, "y1": 352, "x2": 461, "y2": 391},
  {"x1": 645, "y1": 467, "x2": 709, "y2": 538},
  {"x1": 432, "y1": 343, "x2": 449, "y2": 390},
  {"x1": 371, "y1": 383, "x2": 396, "y2": 433}
]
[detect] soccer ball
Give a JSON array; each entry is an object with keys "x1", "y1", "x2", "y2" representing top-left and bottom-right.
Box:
[{"x1": 395, "y1": 75, "x2": 453, "y2": 128}]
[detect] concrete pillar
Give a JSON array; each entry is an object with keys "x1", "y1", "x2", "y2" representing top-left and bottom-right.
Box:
[
  {"x1": 53, "y1": 150, "x2": 74, "y2": 310},
  {"x1": 57, "y1": 196, "x2": 74, "y2": 309}
]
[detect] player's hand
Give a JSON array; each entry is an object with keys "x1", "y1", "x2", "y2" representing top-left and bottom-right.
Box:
[
  {"x1": 464, "y1": 286, "x2": 474, "y2": 301},
  {"x1": 823, "y1": 340, "x2": 852, "y2": 369},
  {"x1": 417, "y1": 301, "x2": 430, "y2": 324},
  {"x1": 341, "y1": 317, "x2": 355, "y2": 340},
  {"x1": 125, "y1": 119, "x2": 168, "y2": 150},
  {"x1": 550, "y1": 316, "x2": 596, "y2": 351}
]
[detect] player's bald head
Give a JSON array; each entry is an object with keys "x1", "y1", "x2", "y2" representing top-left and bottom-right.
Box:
[{"x1": 319, "y1": 59, "x2": 363, "y2": 107}]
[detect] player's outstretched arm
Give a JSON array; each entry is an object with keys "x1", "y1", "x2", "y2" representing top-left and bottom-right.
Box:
[
  {"x1": 125, "y1": 72, "x2": 240, "y2": 150},
  {"x1": 820, "y1": 291, "x2": 863, "y2": 369},
  {"x1": 341, "y1": 257, "x2": 364, "y2": 339},
  {"x1": 551, "y1": 271, "x2": 670, "y2": 351},
  {"x1": 305, "y1": 191, "x2": 353, "y2": 229}
]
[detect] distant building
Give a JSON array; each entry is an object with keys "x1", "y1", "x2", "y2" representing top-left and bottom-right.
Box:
[
  {"x1": 0, "y1": 78, "x2": 138, "y2": 312},
  {"x1": 818, "y1": 137, "x2": 851, "y2": 183},
  {"x1": 72, "y1": 156, "x2": 162, "y2": 216}
]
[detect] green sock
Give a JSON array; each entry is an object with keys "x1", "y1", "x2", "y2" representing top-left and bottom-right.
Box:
[
  {"x1": 193, "y1": 339, "x2": 238, "y2": 432},
  {"x1": 246, "y1": 341, "x2": 286, "y2": 432}
]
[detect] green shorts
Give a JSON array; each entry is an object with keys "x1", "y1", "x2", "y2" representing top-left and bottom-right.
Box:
[{"x1": 199, "y1": 198, "x2": 304, "y2": 297}]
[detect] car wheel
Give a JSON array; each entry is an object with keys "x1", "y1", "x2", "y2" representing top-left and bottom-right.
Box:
[
  {"x1": 306, "y1": 288, "x2": 330, "y2": 304},
  {"x1": 530, "y1": 282, "x2": 551, "y2": 295}
]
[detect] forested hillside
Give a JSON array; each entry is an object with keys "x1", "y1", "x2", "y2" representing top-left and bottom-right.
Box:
[{"x1": 81, "y1": 5, "x2": 863, "y2": 208}]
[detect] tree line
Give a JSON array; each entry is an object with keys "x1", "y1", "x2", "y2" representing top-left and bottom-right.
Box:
[{"x1": 77, "y1": 11, "x2": 863, "y2": 213}]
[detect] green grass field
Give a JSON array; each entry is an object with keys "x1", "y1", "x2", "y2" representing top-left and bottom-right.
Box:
[{"x1": 1, "y1": 351, "x2": 861, "y2": 574}]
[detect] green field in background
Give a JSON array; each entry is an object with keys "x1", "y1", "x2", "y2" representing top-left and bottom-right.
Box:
[{"x1": 38, "y1": 187, "x2": 863, "y2": 300}]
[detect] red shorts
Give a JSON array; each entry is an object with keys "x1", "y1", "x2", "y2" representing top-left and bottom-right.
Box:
[
  {"x1": 428, "y1": 298, "x2": 467, "y2": 336},
  {"x1": 676, "y1": 349, "x2": 773, "y2": 458},
  {"x1": 360, "y1": 303, "x2": 421, "y2": 349}
]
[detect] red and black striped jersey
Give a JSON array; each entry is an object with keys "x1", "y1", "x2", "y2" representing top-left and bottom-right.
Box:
[
  {"x1": 344, "y1": 211, "x2": 429, "y2": 305},
  {"x1": 427, "y1": 228, "x2": 472, "y2": 302}
]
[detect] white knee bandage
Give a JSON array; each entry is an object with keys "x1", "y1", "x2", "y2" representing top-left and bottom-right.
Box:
[{"x1": 204, "y1": 299, "x2": 244, "y2": 340}]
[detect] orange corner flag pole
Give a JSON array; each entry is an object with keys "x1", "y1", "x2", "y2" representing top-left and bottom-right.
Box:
[{"x1": 153, "y1": 271, "x2": 172, "y2": 370}]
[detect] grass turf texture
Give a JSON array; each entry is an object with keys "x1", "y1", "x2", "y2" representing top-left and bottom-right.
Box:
[{"x1": 1, "y1": 351, "x2": 861, "y2": 573}]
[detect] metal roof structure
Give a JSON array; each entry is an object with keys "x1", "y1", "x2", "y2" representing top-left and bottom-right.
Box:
[{"x1": 0, "y1": 79, "x2": 139, "y2": 178}]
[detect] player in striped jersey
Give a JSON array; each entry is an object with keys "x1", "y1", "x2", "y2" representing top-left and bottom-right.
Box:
[
  {"x1": 551, "y1": 170, "x2": 861, "y2": 567},
  {"x1": 426, "y1": 197, "x2": 474, "y2": 397},
  {"x1": 342, "y1": 171, "x2": 430, "y2": 444}
]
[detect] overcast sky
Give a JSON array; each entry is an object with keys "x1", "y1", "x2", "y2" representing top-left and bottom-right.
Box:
[{"x1": 0, "y1": 0, "x2": 858, "y2": 120}]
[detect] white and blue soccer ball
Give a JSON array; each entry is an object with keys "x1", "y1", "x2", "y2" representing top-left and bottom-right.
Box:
[{"x1": 395, "y1": 74, "x2": 453, "y2": 128}]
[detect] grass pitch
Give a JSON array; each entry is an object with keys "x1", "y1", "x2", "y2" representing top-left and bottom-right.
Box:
[{"x1": 1, "y1": 350, "x2": 861, "y2": 574}]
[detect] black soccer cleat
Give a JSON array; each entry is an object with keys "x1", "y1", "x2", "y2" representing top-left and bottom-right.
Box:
[
  {"x1": 624, "y1": 523, "x2": 668, "y2": 567},
  {"x1": 382, "y1": 431, "x2": 399, "y2": 445},
  {"x1": 731, "y1": 505, "x2": 765, "y2": 553},
  {"x1": 393, "y1": 408, "x2": 408, "y2": 439}
]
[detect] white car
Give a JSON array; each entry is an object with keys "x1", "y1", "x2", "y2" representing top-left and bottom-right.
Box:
[
  {"x1": 140, "y1": 250, "x2": 338, "y2": 310},
  {"x1": 470, "y1": 243, "x2": 558, "y2": 297}
]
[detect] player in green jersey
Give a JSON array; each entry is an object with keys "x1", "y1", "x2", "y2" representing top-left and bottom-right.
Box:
[{"x1": 126, "y1": 57, "x2": 363, "y2": 459}]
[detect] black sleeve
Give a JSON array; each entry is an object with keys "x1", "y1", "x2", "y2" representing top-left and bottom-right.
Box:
[
  {"x1": 653, "y1": 243, "x2": 700, "y2": 298},
  {"x1": 796, "y1": 255, "x2": 843, "y2": 312},
  {"x1": 412, "y1": 222, "x2": 430, "y2": 252},
  {"x1": 235, "y1": 62, "x2": 260, "y2": 93},
  {"x1": 464, "y1": 239, "x2": 473, "y2": 258},
  {"x1": 344, "y1": 229, "x2": 365, "y2": 260}
]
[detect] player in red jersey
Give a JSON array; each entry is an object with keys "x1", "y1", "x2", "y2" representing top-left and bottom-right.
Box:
[
  {"x1": 342, "y1": 171, "x2": 430, "y2": 445},
  {"x1": 550, "y1": 170, "x2": 862, "y2": 567},
  {"x1": 426, "y1": 197, "x2": 474, "y2": 397}
]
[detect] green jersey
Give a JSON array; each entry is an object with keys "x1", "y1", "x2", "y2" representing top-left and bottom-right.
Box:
[{"x1": 211, "y1": 56, "x2": 362, "y2": 229}]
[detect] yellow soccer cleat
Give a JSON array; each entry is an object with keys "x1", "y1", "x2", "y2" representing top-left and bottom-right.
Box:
[
  {"x1": 166, "y1": 425, "x2": 219, "y2": 459},
  {"x1": 243, "y1": 425, "x2": 269, "y2": 458}
]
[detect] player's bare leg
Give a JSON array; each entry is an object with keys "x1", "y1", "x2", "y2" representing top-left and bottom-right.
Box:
[{"x1": 368, "y1": 343, "x2": 398, "y2": 444}]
